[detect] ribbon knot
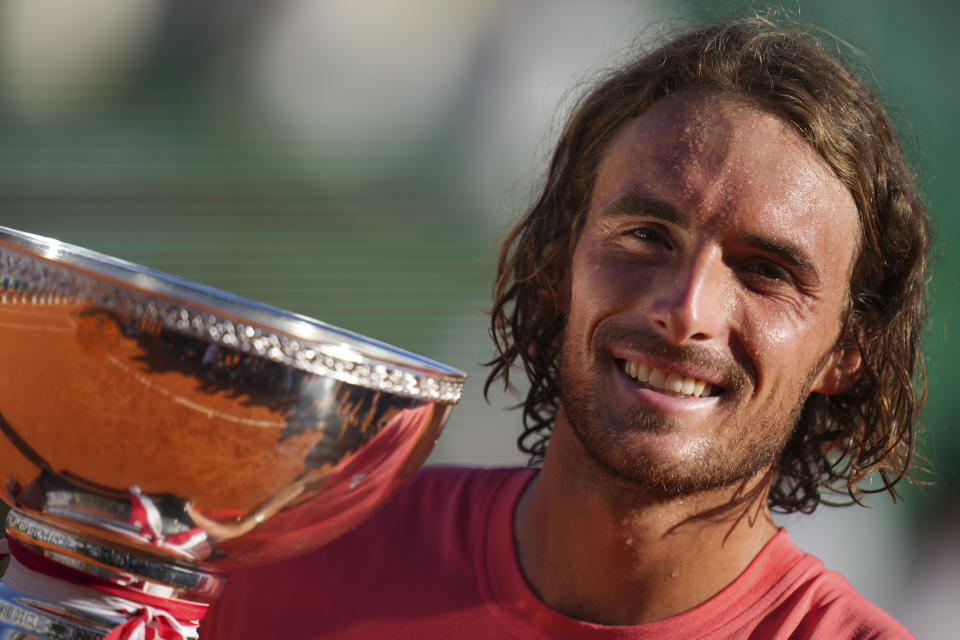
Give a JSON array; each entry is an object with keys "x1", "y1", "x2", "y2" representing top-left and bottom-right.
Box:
[{"x1": 105, "y1": 605, "x2": 194, "y2": 640}]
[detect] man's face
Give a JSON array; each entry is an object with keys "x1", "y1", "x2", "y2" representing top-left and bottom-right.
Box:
[{"x1": 557, "y1": 90, "x2": 860, "y2": 495}]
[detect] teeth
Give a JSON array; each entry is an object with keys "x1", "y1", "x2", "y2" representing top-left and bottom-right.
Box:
[
  {"x1": 620, "y1": 360, "x2": 715, "y2": 398},
  {"x1": 664, "y1": 373, "x2": 683, "y2": 393},
  {"x1": 649, "y1": 368, "x2": 667, "y2": 388},
  {"x1": 636, "y1": 363, "x2": 651, "y2": 380}
]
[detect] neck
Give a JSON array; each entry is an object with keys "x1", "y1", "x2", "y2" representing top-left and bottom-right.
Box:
[{"x1": 514, "y1": 416, "x2": 779, "y2": 626}]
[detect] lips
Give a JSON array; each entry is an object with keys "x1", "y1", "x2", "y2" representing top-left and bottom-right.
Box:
[{"x1": 617, "y1": 358, "x2": 718, "y2": 398}]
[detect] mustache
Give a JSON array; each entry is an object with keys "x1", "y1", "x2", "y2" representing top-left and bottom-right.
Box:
[{"x1": 592, "y1": 322, "x2": 756, "y2": 391}]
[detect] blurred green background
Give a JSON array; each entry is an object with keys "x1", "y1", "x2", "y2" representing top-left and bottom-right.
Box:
[{"x1": 0, "y1": 1, "x2": 956, "y2": 636}]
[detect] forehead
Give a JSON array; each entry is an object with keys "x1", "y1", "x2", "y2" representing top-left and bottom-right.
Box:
[{"x1": 590, "y1": 91, "x2": 859, "y2": 267}]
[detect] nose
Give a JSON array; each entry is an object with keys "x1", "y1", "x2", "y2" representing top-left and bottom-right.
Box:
[{"x1": 646, "y1": 246, "x2": 727, "y2": 345}]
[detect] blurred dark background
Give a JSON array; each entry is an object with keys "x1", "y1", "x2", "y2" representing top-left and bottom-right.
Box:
[{"x1": 0, "y1": 1, "x2": 956, "y2": 636}]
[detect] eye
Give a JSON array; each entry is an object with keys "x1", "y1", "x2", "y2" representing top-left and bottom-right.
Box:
[
  {"x1": 740, "y1": 260, "x2": 793, "y2": 285},
  {"x1": 628, "y1": 225, "x2": 671, "y2": 247}
]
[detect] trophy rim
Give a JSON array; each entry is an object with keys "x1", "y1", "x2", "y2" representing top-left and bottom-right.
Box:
[{"x1": 0, "y1": 225, "x2": 466, "y2": 403}]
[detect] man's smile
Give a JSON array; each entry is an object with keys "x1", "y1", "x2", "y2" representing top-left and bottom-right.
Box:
[{"x1": 616, "y1": 358, "x2": 719, "y2": 398}]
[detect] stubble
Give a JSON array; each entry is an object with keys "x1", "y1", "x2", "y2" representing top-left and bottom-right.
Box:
[{"x1": 557, "y1": 322, "x2": 818, "y2": 497}]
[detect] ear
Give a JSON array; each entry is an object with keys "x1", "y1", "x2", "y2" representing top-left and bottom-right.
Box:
[{"x1": 810, "y1": 346, "x2": 863, "y2": 395}]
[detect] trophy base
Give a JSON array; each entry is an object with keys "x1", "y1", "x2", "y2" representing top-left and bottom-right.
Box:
[
  {"x1": 0, "y1": 582, "x2": 117, "y2": 640},
  {"x1": 2, "y1": 509, "x2": 216, "y2": 639}
]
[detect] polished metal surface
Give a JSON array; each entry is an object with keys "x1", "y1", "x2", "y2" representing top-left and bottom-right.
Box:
[
  {"x1": 0, "y1": 225, "x2": 466, "y2": 604},
  {"x1": 0, "y1": 584, "x2": 114, "y2": 640}
]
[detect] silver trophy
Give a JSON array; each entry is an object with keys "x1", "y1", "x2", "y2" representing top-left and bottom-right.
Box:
[{"x1": 0, "y1": 226, "x2": 465, "y2": 638}]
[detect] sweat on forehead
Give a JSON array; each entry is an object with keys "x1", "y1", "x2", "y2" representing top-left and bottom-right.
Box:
[{"x1": 600, "y1": 92, "x2": 849, "y2": 197}]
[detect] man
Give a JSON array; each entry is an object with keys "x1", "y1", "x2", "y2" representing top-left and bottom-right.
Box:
[{"x1": 201, "y1": 17, "x2": 927, "y2": 639}]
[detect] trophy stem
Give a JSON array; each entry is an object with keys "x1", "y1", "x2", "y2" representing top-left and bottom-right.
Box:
[{"x1": 0, "y1": 509, "x2": 219, "y2": 639}]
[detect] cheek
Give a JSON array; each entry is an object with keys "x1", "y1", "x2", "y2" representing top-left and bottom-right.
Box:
[
  {"x1": 570, "y1": 248, "x2": 642, "y2": 313},
  {"x1": 736, "y1": 297, "x2": 843, "y2": 390},
  {"x1": 741, "y1": 308, "x2": 801, "y2": 350},
  {"x1": 738, "y1": 287, "x2": 839, "y2": 348}
]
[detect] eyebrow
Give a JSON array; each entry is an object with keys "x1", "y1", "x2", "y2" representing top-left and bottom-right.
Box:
[{"x1": 603, "y1": 193, "x2": 690, "y2": 227}]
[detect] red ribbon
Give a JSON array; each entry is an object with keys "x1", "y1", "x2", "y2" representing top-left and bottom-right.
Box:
[{"x1": 103, "y1": 607, "x2": 187, "y2": 640}]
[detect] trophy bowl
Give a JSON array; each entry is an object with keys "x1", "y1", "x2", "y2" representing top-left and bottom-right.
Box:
[{"x1": 0, "y1": 226, "x2": 465, "y2": 638}]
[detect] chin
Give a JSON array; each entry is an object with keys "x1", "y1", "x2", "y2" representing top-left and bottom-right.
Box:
[{"x1": 569, "y1": 415, "x2": 779, "y2": 497}]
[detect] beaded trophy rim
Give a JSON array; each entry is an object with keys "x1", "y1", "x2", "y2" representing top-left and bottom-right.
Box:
[{"x1": 0, "y1": 226, "x2": 465, "y2": 403}]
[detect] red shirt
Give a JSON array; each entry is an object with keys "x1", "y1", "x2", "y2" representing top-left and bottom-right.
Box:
[{"x1": 201, "y1": 467, "x2": 914, "y2": 639}]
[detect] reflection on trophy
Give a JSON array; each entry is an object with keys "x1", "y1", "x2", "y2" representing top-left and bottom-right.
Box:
[{"x1": 0, "y1": 227, "x2": 465, "y2": 639}]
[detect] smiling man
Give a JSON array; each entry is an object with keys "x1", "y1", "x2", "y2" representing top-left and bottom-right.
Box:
[
  {"x1": 202, "y1": 18, "x2": 927, "y2": 639},
  {"x1": 512, "y1": 88, "x2": 873, "y2": 629}
]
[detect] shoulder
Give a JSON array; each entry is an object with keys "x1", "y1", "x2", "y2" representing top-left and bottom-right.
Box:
[
  {"x1": 395, "y1": 465, "x2": 532, "y2": 514},
  {"x1": 311, "y1": 465, "x2": 531, "y2": 583},
  {"x1": 749, "y1": 533, "x2": 916, "y2": 639},
  {"x1": 251, "y1": 465, "x2": 528, "y2": 571},
  {"x1": 376, "y1": 465, "x2": 533, "y2": 549},
  {"x1": 788, "y1": 567, "x2": 915, "y2": 639},
  {"x1": 200, "y1": 466, "x2": 533, "y2": 639}
]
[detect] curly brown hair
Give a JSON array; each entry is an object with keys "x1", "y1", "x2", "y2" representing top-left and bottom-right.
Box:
[{"x1": 484, "y1": 17, "x2": 930, "y2": 513}]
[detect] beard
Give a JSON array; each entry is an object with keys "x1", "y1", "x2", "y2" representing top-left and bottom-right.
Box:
[{"x1": 557, "y1": 322, "x2": 820, "y2": 497}]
